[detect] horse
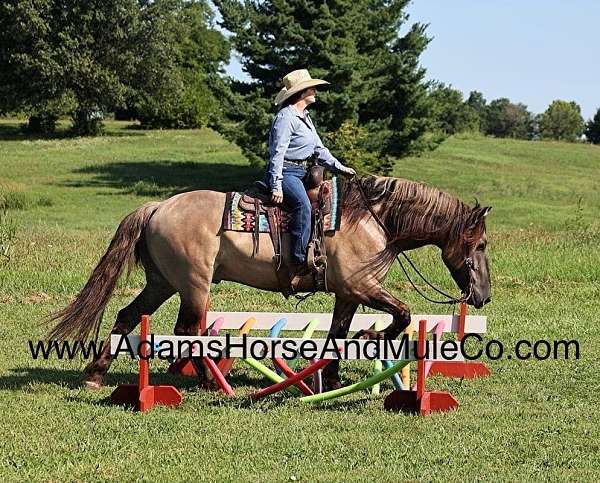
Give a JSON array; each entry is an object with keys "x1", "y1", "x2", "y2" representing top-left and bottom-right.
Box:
[{"x1": 48, "y1": 175, "x2": 492, "y2": 390}]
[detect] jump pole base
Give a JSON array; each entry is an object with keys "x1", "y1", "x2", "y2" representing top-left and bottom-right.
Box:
[
  {"x1": 428, "y1": 361, "x2": 491, "y2": 379},
  {"x1": 110, "y1": 384, "x2": 183, "y2": 412},
  {"x1": 383, "y1": 390, "x2": 458, "y2": 416},
  {"x1": 111, "y1": 314, "x2": 183, "y2": 412}
]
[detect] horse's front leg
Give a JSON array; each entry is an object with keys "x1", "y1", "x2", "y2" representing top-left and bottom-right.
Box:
[
  {"x1": 353, "y1": 286, "x2": 411, "y2": 340},
  {"x1": 322, "y1": 296, "x2": 358, "y2": 391}
]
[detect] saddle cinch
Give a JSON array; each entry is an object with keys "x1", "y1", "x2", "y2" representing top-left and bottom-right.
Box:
[{"x1": 238, "y1": 163, "x2": 334, "y2": 296}]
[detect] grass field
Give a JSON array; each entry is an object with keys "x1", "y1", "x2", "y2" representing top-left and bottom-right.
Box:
[{"x1": 1, "y1": 120, "x2": 599, "y2": 481}]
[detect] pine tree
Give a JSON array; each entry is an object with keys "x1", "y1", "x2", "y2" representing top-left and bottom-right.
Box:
[
  {"x1": 584, "y1": 107, "x2": 600, "y2": 145},
  {"x1": 213, "y1": 0, "x2": 437, "y2": 171}
]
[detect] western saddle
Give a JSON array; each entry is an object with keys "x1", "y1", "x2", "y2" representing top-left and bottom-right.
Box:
[{"x1": 241, "y1": 161, "x2": 332, "y2": 297}]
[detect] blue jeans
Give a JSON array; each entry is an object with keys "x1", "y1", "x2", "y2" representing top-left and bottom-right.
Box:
[{"x1": 268, "y1": 163, "x2": 311, "y2": 265}]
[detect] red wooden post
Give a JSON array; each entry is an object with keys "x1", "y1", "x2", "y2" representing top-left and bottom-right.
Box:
[
  {"x1": 138, "y1": 315, "x2": 150, "y2": 390},
  {"x1": 428, "y1": 302, "x2": 491, "y2": 379},
  {"x1": 457, "y1": 301, "x2": 467, "y2": 341},
  {"x1": 384, "y1": 319, "x2": 458, "y2": 415},
  {"x1": 110, "y1": 315, "x2": 183, "y2": 412}
]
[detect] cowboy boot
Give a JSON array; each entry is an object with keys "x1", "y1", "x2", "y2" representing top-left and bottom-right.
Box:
[{"x1": 290, "y1": 262, "x2": 311, "y2": 292}]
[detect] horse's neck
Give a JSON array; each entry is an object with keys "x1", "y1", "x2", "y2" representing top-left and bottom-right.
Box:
[{"x1": 376, "y1": 196, "x2": 459, "y2": 251}]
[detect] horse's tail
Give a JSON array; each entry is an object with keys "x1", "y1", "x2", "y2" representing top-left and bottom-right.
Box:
[{"x1": 47, "y1": 202, "x2": 161, "y2": 342}]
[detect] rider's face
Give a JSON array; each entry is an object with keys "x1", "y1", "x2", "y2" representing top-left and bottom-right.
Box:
[{"x1": 302, "y1": 88, "x2": 317, "y2": 105}]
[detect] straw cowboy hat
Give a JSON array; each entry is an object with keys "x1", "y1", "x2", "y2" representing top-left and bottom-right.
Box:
[{"x1": 274, "y1": 69, "x2": 330, "y2": 106}]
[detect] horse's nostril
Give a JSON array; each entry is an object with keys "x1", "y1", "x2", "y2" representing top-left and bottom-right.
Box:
[{"x1": 485, "y1": 296, "x2": 491, "y2": 304}]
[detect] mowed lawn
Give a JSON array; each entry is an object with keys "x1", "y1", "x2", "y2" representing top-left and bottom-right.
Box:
[{"x1": 0, "y1": 120, "x2": 599, "y2": 481}]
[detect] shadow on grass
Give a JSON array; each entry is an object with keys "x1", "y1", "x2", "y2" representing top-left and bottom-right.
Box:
[
  {"x1": 0, "y1": 122, "x2": 147, "y2": 142},
  {"x1": 0, "y1": 366, "x2": 201, "y2": 391},
  {"x1": 0, "y1": 365, "x2": 265, "y2": 393},
  {"x1": 1, "y1": 366, "x2": 401, "y2": 413},
  {"x1": 64, "y1": 161, "x2": 263, "y2": 196}
]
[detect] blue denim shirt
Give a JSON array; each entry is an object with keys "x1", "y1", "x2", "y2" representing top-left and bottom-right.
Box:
[{"x1": 266, "y1": 105, "x2": 344, "y2": 192}]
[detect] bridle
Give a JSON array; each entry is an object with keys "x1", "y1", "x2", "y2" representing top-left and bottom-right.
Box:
[{"x1": 355, "y1": 178, "x2": 475, "y2": 305}]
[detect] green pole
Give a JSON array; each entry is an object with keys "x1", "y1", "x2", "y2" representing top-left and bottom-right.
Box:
[{"x1": 300, "y1": 359, "x2": 409, "y2": 403}]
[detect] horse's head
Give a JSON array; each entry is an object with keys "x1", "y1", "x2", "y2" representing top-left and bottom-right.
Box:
[{"x1": 442, "y1": 205, "x2": 492, "y2": 309}]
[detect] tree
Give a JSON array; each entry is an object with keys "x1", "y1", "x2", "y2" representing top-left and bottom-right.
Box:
[
  {"x1": 585, "y1": 107, "x2": 600, "y2": 145},
  {"x1": 429, "y1": 84, "x2": 479, "y2": 135},
  {"x1": 466, "y1": 91, "x2": 487, "y2": 133},
  {"x1": 0, "y1": 0, "x2": 228, "y2": 134},
  {"x1": 485, "y1": 98, "x2": 534, "y2": 139},
  {"x1": 134, "y1": 0, "x2": 230, "y2": 129},
  {"x1": 213, "y1": 0, "x2": 437, "y2": 172},
  {"x1": 0, "y1": 0, "x2": 145, "y2": 135},
  {"x1": 538, "y1": 100, "x2": 584, "y2": 142}
]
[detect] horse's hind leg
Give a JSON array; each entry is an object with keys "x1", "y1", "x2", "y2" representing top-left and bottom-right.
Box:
[
  {"x1": 83, "y1": 272, "x2": 175, "y2": 388},
  {"x1": 174, "y1": 282, "x2": 212, "y2": 386}
]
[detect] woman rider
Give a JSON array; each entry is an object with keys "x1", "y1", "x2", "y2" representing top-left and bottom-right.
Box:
[{"x1": 265, "y1": 69, "x2": 356, "y2": 283}]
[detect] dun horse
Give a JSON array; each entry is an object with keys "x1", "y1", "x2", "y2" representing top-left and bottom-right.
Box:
[{"x1": 48, "y1": 176, "x2": 492, "y2": 389}]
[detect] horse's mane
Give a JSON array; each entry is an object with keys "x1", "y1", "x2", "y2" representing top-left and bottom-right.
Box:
[{"x1": 340, "y1": 176, "x2": 483, "y2": 260}]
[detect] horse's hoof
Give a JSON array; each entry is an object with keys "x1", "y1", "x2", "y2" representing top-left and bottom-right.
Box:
[
  {"x1": 82, "y1": 379, "x2": 103, "y2": 390},
  {"x1": 323, "y1": 378, "x2": 343, "y2": 391},
  {"x1": 353, "y1": 329, "x2": 385, "y2": 340},
  {"x1": 198, "y1": 378, "x2": 219, "y2": 391}
]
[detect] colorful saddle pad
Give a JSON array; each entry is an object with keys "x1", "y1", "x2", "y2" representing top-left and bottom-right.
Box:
[{"x1": 222, "y1": 177, "x2": 343, "y2": 233}]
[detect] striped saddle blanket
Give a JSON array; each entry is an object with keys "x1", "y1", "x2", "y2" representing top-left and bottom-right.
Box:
[{"x1": 222, "y1": 177, "x2": 343, "y2": 233}]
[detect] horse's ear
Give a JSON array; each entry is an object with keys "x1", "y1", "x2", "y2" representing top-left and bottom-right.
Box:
[{"x1": 467, "y1": 206, "x2": 491, "y2": 230}]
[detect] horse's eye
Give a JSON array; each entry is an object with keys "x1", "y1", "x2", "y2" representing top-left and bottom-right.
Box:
[{"x1": 477, "y1": 242, "x2": 486, "y2": 251}]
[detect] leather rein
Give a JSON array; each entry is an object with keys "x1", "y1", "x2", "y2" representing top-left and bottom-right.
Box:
[{"x1": 355, "y1": 178, "x2": 474, "y2": 305}]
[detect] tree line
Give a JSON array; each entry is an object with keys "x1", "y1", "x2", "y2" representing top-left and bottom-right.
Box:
[
  {"x1": 1, "y1": 0, "x2": 599, "y2": 174},
  {"x1": 429, "y1": 84, "x2": 599, "y2": 144}
]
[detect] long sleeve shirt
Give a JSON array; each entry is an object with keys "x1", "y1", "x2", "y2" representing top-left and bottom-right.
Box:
[{"x1": 266, "y1": 105, "x2": 345, "y2": 192}]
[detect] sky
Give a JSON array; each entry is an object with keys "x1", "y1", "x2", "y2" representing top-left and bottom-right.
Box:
[{"x1": 224, "y1": 0, "x2": 599, "y2": 119}]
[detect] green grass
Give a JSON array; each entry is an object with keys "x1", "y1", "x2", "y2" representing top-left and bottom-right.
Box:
[{"x1": 0, "y1": 120, "x2": 599, "y2": 481}]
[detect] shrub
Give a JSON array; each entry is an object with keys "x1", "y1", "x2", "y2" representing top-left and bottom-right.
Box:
[
  {"x1": 24, "y1": 115, "x2": 59, "y2": 135},
  {"x1": 136, "y1": 72, "x2": 218, "y2": 129},
  {"x1": 0, "y1": 208, "x2": 17, "y2": 265},
  {"x1": 325, "y1": 121, "x2": 391, "y2": 175},
  {"x1": 71, "y1": 109, "x2": 104, "y2": 136},
  {"x1": 0, "y1": 190, "x2": 29, "y2": 210},
  {"x1": 0, "y1": 186, "x2": 54, "y2": 210},
  {"x1": 130, "y1": 180, "x2": 164, "y2": 197}
]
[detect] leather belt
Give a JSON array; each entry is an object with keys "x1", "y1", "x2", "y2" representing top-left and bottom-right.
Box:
[
  {"x1": 283, "y1": 157, "x2": 310, "y2": 166},
  {"x1": 284, "y1": 153, "x2": 318, "y2": 166}
]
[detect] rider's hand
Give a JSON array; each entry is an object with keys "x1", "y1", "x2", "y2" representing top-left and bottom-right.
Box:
[
  {"x1": 341, "y1": 166, "x2": 356, "y2": 178},
  {"x1": 271, "y1": 190, "x2": 284, "y2": 204}
]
